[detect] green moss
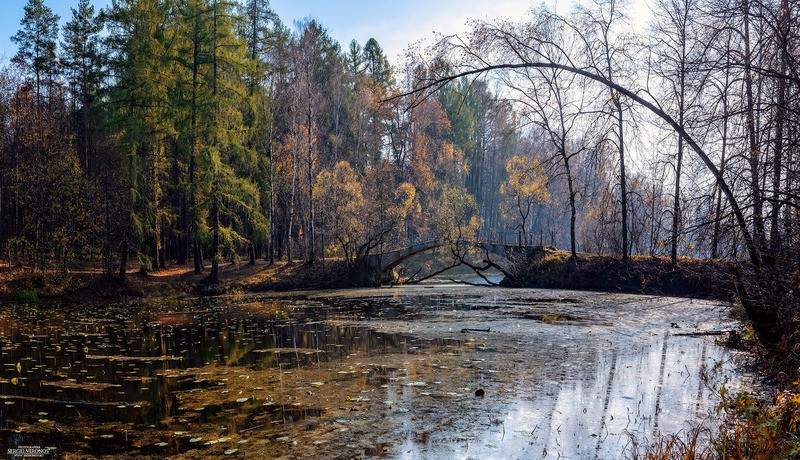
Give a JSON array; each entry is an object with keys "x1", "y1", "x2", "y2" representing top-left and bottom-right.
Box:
[{"x1": 15, "y1": 289, "x2": 39, "y2": 306}]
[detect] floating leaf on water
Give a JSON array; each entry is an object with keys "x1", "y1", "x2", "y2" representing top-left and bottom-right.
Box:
[
  {"x1": 16, "y1": 362, "x2": 21, "y2": 373},
  {"x1": 38, "y1": 419, "x2": 50, "y2": 423},
  {"x1": 217, "y1": 437, "x2": 231, "y2": 443},
  {"x1": 38, "y1": 412, "x2": 48, "y2": 416},
  {"x1": 189, "y1": 437, "x2": 203, "y2": 443},
  {"x1": 173, "y1": 431, "x2": 186, "y2": 436},
  {"x1": 55, "y1": 345, "x2": 61, "y2": 352},
  {"x1": 100, "y1": 434, "x2": 114, "y2": 439},
  {"x1": 236, "y1": 398, "x2": 249, "y2": 403},
  {"x1": 204, "y1": 440, "x2": 219, "y2": 446},
  {"x1": 4, "y1": 401, "x2": 14, "y2": 405},
  {"x1": 11, "y1": 378, "x2": 18, "y2": 385},
  {"x1": 237, "y1": 440, "x2": 248, "y2": 444},
  {"x1": 224, "y1": 449, "x2": 238, "y2": 455},
  {"x1": 83, "y1": 347, "x2": 89, "y2": 353},
  {"x1": 154, "y1": 442, "x2": 168, "y2": 447},
  {"x1": 276, "y1": 436, "x2": 289, "y2": 442},
  {"x1": 310, "y1": 382, "x2": 324, "y2": 387},
  {"x1": 194, "y1": 407, "x2": 205, "y2": 412}
]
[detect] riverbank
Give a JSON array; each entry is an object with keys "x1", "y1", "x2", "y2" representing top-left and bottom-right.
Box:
[
  {"x1": 1, "y1": 252, "x2": 741, "y2": 304},
  {"x1": 0, "y1": 259, "x2": 374, "y2": 305},
  {"x1": 504, "y1": 250, "x2": 739, "y2": 301}
]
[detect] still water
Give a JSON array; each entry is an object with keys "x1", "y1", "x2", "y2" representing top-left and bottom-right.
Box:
[{"x1": 0, "y1": 284, "x2": 749, "y2": 459}]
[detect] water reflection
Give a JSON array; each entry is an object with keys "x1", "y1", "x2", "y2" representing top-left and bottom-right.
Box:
[{"x1": 0, "y1": 287, "x2": 747, "y2": 458}]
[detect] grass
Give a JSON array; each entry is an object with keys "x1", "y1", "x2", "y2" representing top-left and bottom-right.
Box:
[
  {"x1": 628, "y1": 382, "x2": 800, "y2": 459},
  {"x1": 14, "y1": 289, "x2": 38, "y2": 305},
  {"x1": 507, "y1": 251, "x2": 738, "y2": 300}
]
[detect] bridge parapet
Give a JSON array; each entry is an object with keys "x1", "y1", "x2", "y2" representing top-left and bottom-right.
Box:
[{"x1": 360, "y1": 240, "x2": 552, "y2": 284}]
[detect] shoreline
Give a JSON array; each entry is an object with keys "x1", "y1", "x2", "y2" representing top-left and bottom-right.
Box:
[{"x1": 0, "y1": 252, "x2": 743, "y2": 305}]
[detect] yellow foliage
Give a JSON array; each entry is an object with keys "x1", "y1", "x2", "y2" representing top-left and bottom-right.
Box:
[{"x1": 502, "y1": 155, "x2": 550, "y2": 204}]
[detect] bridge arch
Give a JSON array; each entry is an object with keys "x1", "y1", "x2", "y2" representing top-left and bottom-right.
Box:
[{"x1": 364, "y1": 240, "x2": 545, "y2": 274}]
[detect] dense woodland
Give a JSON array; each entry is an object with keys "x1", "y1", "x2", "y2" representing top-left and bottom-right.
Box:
[
  {"x1": 0, "y1": 0, "x2": 798, "y2": 344},
  {"x1": 0, "y1": 0, "x2": 544, "y2": 283}
]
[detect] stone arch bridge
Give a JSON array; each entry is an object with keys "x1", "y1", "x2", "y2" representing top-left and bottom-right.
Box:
[{"x1": 362, "y1": 240, "x2": 551, "y2": 284}]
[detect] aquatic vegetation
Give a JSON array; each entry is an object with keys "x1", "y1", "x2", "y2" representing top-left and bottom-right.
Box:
[{"x1": 0, "y1": 288, "x2": 749, "y2": 458}]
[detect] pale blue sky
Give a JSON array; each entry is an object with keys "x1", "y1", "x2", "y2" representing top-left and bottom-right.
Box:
[
  {"x1": 0, "y1": 0, "x2": 545, "y2": 66},
  {"x1": 0, "y1": 0, "x2": 651, "y2": 66}
]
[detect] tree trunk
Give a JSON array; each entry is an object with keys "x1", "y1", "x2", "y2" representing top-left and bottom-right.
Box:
[
  {"x1": 562, "y1": 144, "x2": 577, "y2": 259},
  {"x1": 615, "y1": 98, "x2": 628, "y2": 261},
  {"x1": 307, "y1": 91, "x2": 316, "y2": 262},
  {"x1": 769, "y1": 0, "x2": 789, "y2": 258},
  {"x1": 209, "y1": 180, "x2": 220, "y2": 284},
  {"x1": 742, "y1": 0, "x2": 765, "y2": 247},
  {"x1": 118, "y1": 238, "x2": 128, "y2": 284}
]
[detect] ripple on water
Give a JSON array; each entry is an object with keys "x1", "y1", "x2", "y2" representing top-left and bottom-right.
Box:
[{"x1": 0, "y1": 288, "x2": 749, "y2": 458}]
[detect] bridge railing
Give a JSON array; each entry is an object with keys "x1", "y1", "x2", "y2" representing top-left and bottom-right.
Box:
[{"x1": 376, "y1": 238, "x2": 547, "y2": 256}]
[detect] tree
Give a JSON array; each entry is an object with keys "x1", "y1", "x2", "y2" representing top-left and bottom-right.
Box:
[
  {"x1": 363, "y1": 38, "x2": 392, "y2": 87},
  {"x1": 11, "y1": 0, "x2": 60, "y2": 119},
  {"x1": 573, "y1": 0, "x2": 633, "y2": 260},
  {"x1": 105, "y1": 0, "x2": 175, "y2": 279},
  {"x1": 61, "y1": 0, "x2": 104, "y2": 175},
  {"x1": 649, "y1": 0, "x2": 706, "y2": 266},
  {"x1": 395, "y1": 12, "x2": 780, "y2": 345},
  {"x1": 314, "y1": 161, "x2": 364, "y2": 264},
  {"x1": 501, "y1": 155, "x2": 550, "y2": 245}
]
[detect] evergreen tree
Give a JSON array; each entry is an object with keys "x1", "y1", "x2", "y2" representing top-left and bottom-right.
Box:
[
  {"x1": 62, "y1": 0, "x2": 103, "y2": 110},
  {"x1": 105, "y1": 0, "x2": 176, "y2": 279},
  {"x1": 362, "y1": 38, "x2": 391, "y2": 87},
  {"x1": 61, "y1": 0, "x2": 104, "y2": 175},
  {"x1": 11, "y1": 0, "x2": 60, "y2": 117}
]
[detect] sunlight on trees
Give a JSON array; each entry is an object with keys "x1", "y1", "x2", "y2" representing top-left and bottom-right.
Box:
[{"x1": 501, "y1": 155, "x2": 550, "y2": 246}]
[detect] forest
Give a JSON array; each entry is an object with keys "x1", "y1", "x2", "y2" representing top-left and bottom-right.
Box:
[{"x1": 0, "y1": 0, "x2": 798, "y2": 346}]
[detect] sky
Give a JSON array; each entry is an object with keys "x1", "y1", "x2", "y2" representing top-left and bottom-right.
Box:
[{"x1": 0, "y1": 0, "x2": 653, "y2": 67}]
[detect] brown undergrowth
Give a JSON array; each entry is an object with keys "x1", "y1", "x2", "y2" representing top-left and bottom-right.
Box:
[
  {"x1": 505, "y1": 251, "x2": 739, "y2": 300},
  {"x1": 626, "y1": 379, "x2": 800, "y2": 459},
  {"x1": 0, "y1": 258, "x2": 376, "y2": 305}
]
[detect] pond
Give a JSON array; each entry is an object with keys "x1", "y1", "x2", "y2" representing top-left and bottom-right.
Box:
[{"x1": 0, "y1": 284, "x2": 750, "y2": 459}]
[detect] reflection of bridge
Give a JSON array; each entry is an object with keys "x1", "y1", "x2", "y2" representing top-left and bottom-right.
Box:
[{"x1": 363, "y1": 240, "x2": 550, "y2": 275}]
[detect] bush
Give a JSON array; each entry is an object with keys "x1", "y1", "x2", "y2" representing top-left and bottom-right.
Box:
[{"x1": 14, "y1": 289, "x2": 38, "y2": 306}]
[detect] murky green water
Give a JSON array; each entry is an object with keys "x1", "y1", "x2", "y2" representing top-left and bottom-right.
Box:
[{"x1": 0, "y1": 285, "x2": 750, "y2": 459}]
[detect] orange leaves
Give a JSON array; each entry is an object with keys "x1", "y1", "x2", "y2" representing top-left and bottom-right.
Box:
[{"x1": 502, "y1": 155, "x2": 550, "y2": 205}]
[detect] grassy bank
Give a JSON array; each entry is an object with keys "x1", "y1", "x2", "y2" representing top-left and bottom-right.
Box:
[
  {"x1": 505, "y1": 251, "x2": 739, "y2": 300},
  {"x1": 0, "y1": 258, "x2": 375, "y2": 305}
]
